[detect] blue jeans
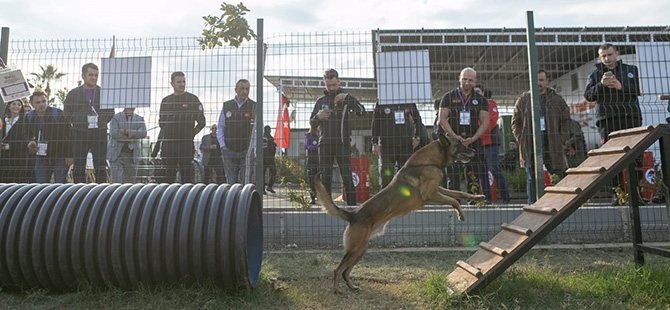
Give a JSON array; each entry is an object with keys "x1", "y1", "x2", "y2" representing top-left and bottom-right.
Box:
[
  {"x1": 223, "y1": 148, "x2": 253, "y2": 184},
  {"x1": 483, "y1": 145, "x2": 510, "y2": 202},
  {"x1": 35, "y1": 156, "x2": 69, "y2": 183}
]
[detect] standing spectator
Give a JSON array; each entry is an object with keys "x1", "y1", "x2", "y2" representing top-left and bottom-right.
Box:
[
  {"x1": 309, "y1": 69, "x2": 365, "y2": 206},
  {"x1": 64, "y1": 63, "x2": 114, "y2": 183},
  {"x1": 22, "y1": 102, "x2": 36, "y2": 182},
  {"x1": 584, "y1": 43, "x2": 643, "y2": 204},
  {"x1": 150, "y1": 129, "x2": 165, "y2": 183},
  {"x1": 22, "y1": 103, "x2": 32, "y2": 115},
  {"x1": 432, "y1": 98, "x2": 445, "y2": 141},
  {"x1": 262, "y1": 125, "x2": 277, "y2": 193},
  {"x1": 512, "y1": 69, "x2": 570, "y2": 202},
  {"x1": 107, "y1": 108, "x2": 147, "y2": 183},
  {"x1": 25, "y1": 89, "x2": 73, "y2": 183},
  {"x1": 475, "y1": 85, "x2": 510, "y2": 203},
  {"x1": 1, "y1": 99, "x2": 28, "y2": 183},
  {"x1": 432, "y1": 98, "x2": 448, "y2": 187},
  {"x1": 371, "y1": 102, "x2": 421, "y2": 188},
  {"x1": 200, "y1": 124, "x2": 226, "y2": 184},
  {"x1": 502, "y1": 141, "x2": 520, "y2": 172},
  {"x1": 305, "y1": 124, "x2": 320, "y2": 204},
  {"x1": 565, "y1": 119, "x2": 587, "y2": 168},
  {"x1": 159, "y1": 71, "x2": 206, "y2": 184},
  {"x1": 438, "y1": 67, "x2": 491, "y2": 202},
  {"x1": 217, "y1": 79, "x2": 257, "y2": 184}
]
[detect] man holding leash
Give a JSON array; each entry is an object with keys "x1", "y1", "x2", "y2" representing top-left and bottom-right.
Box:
[
  {"x1": 310, "y1": 69, "x2": 365, "y2": 206},
  {"x1": 438, "y1": 67, "x2": 491, "y2": 202}
]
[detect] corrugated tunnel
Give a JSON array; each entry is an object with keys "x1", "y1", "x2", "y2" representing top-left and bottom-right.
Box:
[{"x1": 0, "y1": 182, "x2": 263, "y2": 292}]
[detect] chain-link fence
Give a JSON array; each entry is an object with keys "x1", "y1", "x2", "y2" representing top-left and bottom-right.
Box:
[{"x1": 1, "y1": 24, "x2": 669, "y2": 249}]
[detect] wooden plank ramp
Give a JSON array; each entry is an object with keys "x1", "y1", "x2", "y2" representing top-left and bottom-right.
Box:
[{"x1": 446, "y1": 124, "x2": 670, "y2": 295}]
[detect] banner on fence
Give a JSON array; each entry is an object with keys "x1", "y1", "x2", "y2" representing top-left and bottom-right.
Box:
[
  {"x1": 375, "y1": 50, "x2": 432, "y2": 105},
  {"x1": 100, "y1": 56, "x2": 152, "y2": 108}
]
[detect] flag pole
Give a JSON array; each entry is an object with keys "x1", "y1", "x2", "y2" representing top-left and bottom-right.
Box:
[{"x1": 278, "y1": 84, "x2": 283, "y2": 164}]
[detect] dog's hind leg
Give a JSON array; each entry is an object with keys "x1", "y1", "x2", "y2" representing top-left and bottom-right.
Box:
[
  {"x1": 343, "y1": 253, "x2": 365, "y2": 291},
  {"x1": 333, "y1": 225, "x2": 370, "y2": 293}
]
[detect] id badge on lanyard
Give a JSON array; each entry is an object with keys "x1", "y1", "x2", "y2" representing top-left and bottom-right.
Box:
[
  {"x1": 540, "y1": 116, "x2": 546, "y2": 131},
  {"x1": 459, "y1": 110, "x2": 471, "y2": 125},
  {"x1": 457, "y1": 89, "x2": 471, "y2": 126},
  {"x1": 394, "y1": 110, "x2": 405, "y2": 124},
  {"x1": 88, "y1": 115, "x2": 98, "y2": 129},
  {"x1": 37, "y1": 142, "x2": 48, "y2": 156},
  {"x1": 87, "y1": 88, "x2": 99, "y2": 129}
]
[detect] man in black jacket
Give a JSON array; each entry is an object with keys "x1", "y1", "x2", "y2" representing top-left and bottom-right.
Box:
[
  {"x1": 262, "y1": 125, "x2": 277, "y2": 193},
  {"x1": 438, "y1": 67, "x2": 491, "y2": 201},
  {"x1": 371, "y1": 102, "x2": 421, "y2": 188},
  {"x1": 584, "y1": 43, "x2": 642, "y2": 204},
  {"x1": 26, "y1": 89, "x2": 73, "y2": 183},
  {"x1": 200, "y1": 124, "x2": 225, "y2": 184},
  {"x1": 309, "y1": 69, "x2": 365, "y2": 206},
  {"x1": 64, "y1": 63, "x2": 114, "y2": 183},
  {"x1": 159, "y1": 71, "x2": 206, "y2": 183}
]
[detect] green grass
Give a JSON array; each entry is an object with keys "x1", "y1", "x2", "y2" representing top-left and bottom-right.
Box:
[{"x1": 1, "y1": 248, "x2": 669, "y2": 309}]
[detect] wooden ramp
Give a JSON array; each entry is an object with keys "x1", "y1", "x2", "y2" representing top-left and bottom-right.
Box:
[{"x1": 446, "y1": 124, "x2": 670, "y2": 295}]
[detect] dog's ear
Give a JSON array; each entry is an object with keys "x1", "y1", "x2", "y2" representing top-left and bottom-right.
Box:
[{"x1": 438, "y1": 133, "x2": 451, "y2": 148}]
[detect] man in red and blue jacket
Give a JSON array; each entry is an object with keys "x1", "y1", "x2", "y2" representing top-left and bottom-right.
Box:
[{"x1": 476, "y1": 85, "x2": 510, "y2": 203}]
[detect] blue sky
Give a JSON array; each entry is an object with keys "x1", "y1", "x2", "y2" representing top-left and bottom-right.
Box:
[{"x1": 1, "y1": 0, "x2": 667, "y2": 39}]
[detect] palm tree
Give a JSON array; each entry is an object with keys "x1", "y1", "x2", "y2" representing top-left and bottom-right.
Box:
[{"x1": 30, "y1": 64, "x2": 66, "y2": 97}]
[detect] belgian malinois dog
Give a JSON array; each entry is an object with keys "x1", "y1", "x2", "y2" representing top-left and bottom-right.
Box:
[{"x1": 315, "y1": 133, "x2": 485, "y2": 294}]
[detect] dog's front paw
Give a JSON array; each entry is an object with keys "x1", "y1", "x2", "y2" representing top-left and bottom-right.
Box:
[{"x1": 457, "y1": 212, "x2": 465, "y2": 221}]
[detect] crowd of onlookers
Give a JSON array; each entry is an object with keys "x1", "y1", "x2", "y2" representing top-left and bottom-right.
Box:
[{"x1": 2, "y1": 43, "x2": 667, "y2": 206}]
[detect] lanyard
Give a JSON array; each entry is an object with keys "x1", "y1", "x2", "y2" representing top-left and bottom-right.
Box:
[
  {"x1": 85, "y1": 88, "x2": 99, "y2": 116},
  {"x1": 457, "y1": 89, "x2": 471, "y2": 110},
  {"x1": 37, "y1": 115, "x2": 46, "y2": 141}
]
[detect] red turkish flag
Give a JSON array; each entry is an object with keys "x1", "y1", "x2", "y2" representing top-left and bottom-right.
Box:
[{"x1": 274, "y1": 94, "x2": 290, "y2": 149}]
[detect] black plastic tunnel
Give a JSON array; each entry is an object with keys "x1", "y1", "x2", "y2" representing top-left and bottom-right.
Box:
[{"x1": 0, "y1": 183, "x2": 263, "y2": 292}]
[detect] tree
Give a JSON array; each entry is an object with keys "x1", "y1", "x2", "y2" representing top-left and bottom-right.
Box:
[
  {"x1": 30, "y1": 64, "x2": 66, "y2": 95},
  {"x1": 198, "y1": 2, "x2": 255, "y2": 49}
]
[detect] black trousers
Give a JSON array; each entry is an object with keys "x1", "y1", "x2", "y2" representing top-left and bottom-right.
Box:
[
  {"x1": 263, "y1": 158, "x2": 276, "y2": 189},
  {"x1": 597, "y1": 116, "x2": 643, "y2": 192},
  {"x1": 379, "y1": 143, "x2": 412, "y2": 188},
  {"x1": 306, "y1": 152, "x2": 319, "y2": 199},
  {"x1": 163, "y1": 140, "x2": 194, "y2": 183},
  {"x1": 71, "y1": 129, "x2": 108, "y2": 183},
  {"x1": 446, "y1": 142, "x2": 491, "y2": 201},
  {"x1": 319, "y1": 142, "x2": 357, "y2": 205},
  {"x1": 204, "y1": 157, "x2": 226, "y2": 184}
]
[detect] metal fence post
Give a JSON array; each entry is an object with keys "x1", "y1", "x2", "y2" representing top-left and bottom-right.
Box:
[
  {"x1": 0, "y1": 27, "x2": 9, "y2": 118},
  {"x1": 525, "y1": 11, "x2": 544, "y2": 202},
  {"x1": 256, "y1": 19, "x2": 264, "y2": 193}
]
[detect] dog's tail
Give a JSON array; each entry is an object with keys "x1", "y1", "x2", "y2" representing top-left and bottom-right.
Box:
[{"x1": 314, "y1": 173, "x2": 352, "y2": 222}]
